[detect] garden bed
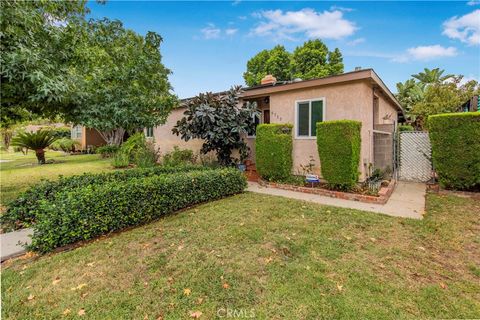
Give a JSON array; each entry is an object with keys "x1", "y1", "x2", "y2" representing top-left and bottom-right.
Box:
[{"x1": 258, "y1": 178, "x2": 396, "y2": 204}]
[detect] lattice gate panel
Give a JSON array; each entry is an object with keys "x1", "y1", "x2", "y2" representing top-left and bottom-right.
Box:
[{"x1": 398, "y1": 131, "x2": 432, "y2": 182}]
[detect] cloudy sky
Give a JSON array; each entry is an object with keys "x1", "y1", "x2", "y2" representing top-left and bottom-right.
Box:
[{"x1": 87, "y1": 1, "x2": 480, "y2": 98}]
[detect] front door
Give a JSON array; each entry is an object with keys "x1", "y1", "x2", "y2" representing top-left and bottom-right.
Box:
[{"x1": 263, "y1": 109, "x2": 270, "y2": 124}]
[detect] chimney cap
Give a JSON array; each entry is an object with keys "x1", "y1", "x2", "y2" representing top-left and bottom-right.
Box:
[{"x1": 260, "y1": 74, "x2": 277, "y2": 85}]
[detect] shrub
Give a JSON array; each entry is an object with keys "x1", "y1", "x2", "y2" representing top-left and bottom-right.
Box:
[
  {"x1": 162, "y1": 146, "x2": 196, "y2": 166},
  {"x1": 111, "y1": 151, "x2": 130, "y2": 168},
  {"x1": 51, "y1": 127, "x2": 71, "y2": 139},
  {"x1": 398, "y1": 124, "x2": 414, "y2": 132},
  {"x1": 134, "y1": 141, "x2": 160, "y2": 168},
  {"x1": 29, "y1": 168, "x2": 246, "y2": 252},
  {"x1": 96, "y1": 145, "x2": 120, "y2": 158},
  {"x1": 428, "y1": 112, "x2": 480, "y2": 190},
  {"x1": 1, "y1": 165, "x2": 210, "y2": 231},
  {"x1": 120, "y1": 132, "x2": 146, "y2": 160},
  {"x1": 50, "y1": 138, "x2": 80, "y2": 152},
  {"x1": 11, "y1": 130, "x2": 58, "y2": 164},
  {"x1": 255, "y1": 124, "x2": 293, "y2": 181},
  {"x1": 316, "y1": 120, "x2": 361, "y2": 190}
]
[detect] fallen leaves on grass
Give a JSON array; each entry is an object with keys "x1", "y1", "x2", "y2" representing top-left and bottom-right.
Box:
[
  {"x1": 183, "y1": 288, "x2": 191, "y2": 296},
  {"x1": 27, "y1": 294, "x2": 35, "y2": 301},
  {"x1": 63, "y1": 309, "x2": 71, "y2": 316},
  {"x1": 71, "y1": 283, "x2": 87, "y2": 291},
  {"x1": 190, "y1": 310, "x2": 202, "y2": 318},
  {"x1": 52, "y1": 278, "x2": 61, "y2": 285},
  {"x1": 78, "y1": 309, "x2": 86, "y2": 316},
  {"x1": 222, "y1": 283, "x2": 230, "y2": 289}
]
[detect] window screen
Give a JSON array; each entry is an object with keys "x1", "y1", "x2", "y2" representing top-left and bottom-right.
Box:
[{"x1": 297, "y1": 102, "x2": 310, "y2": 136}]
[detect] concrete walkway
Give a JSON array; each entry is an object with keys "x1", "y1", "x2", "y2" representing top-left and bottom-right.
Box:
[
  {"x1": 247, "y1": 181, "x2": 425, "y2": 219},
  {"x1": 1, "y1": 228, "x2": 33, "y2": 262}
]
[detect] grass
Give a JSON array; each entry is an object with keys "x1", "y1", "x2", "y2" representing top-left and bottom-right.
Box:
[
  {"x1": 2, "y1": 192, "x2": 479, "y2": 319},
  {"x1": 0, "y1": 150, "x2": 112, "y2": 205}
]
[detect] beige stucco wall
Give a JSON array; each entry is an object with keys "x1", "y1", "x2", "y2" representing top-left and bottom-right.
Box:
[
  {"x1": 264, "y1": 80, "x2": 374, "y2": 180},
  {"x1": 151, "y1": 107, "x2": 204, "y2": 157}
]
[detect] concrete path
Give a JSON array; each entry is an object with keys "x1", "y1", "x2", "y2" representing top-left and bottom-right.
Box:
[
  {"x1": 1, "y1": 228, "x2": 33, "y2": 262},
  {"x1": 247, "y1": 181, "x2": 425, "y2": 219}
]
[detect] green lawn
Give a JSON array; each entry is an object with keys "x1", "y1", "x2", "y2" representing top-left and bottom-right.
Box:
[
  {"x1": 2, "y1": 192, "x2": 479, "y2": 319},
  {"x1": 0, "y1": 150, "x2": 112, "y2": 205}
]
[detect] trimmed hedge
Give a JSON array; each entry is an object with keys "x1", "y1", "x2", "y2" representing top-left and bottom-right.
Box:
[
  {"x1": 1, "y1": 165, "x2": 210, "y2": 231},
  {"x1": 428, "y1": 112, "x2": 480, "y2": 190},
  {"x1": 255, "y1": 124, "x2": 293, "y2": 181},
  {"x1": 29, "y1": 168, "x2": 246, "y2": 252},
  {"x1": 316, "y1": 120, "x2": 361, "y2": 190}
]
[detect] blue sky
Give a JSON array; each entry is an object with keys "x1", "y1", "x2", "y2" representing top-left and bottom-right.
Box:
[{"x1": 87, "y1": 1, "x2": 480, "y2": 98}]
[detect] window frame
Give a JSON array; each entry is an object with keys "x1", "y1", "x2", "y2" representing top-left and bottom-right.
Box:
[
  {"x1": 71, "y1": 125, "x2": 82, "y2": 139},
  {"x1": 294, "y1": 97, "x2": 326, "y2": 140},
  {"x1": 145, "y1": 127, "x2": 154, "y2": 138}
]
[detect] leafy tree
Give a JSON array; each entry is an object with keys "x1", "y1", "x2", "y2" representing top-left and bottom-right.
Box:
[
  {"x1": 396, "y1": 68, "x2": 479, "y2": 129},
  {"x1": 11, "y1": 130, "x2": 58, "y2": 164},
  {"x1": 0, "y1": 0, "x2": 88, "y2": 125},
  {"x1": 292, "y1": 40, "x2": 344, "y2": 80},
  {"x1": 411, "y1": 77, "x2": 479, "y2": 128},
  {"x1": 172, "y1": 86, "x2": 259, "y2": 166},
  {"x1": 70, "y1": 19, "x2": 177, "y2": 145},
  {"x1": 412, "y1": 68, "x2": 454, "y2": 84},
  {"x1": 244, "y1": 40, "x2": 344, "y2": 86},
  {"x1": 243, "y1": 45, "x2": 291, "y2": 87}
]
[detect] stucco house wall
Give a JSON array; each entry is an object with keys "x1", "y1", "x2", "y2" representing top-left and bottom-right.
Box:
[{"x1": 151, "y1": 107, "x2": 204, "y2": 156}]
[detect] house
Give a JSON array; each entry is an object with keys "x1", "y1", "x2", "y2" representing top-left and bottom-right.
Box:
[
  {"x1": 71, "y1": 125, "x2": 106, "y2": 151},
  {"x1": 149, "y1": 68, "x2": 403, "y2": 181}
]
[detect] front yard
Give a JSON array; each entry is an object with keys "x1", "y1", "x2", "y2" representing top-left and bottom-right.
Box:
[
  {"x1": 0, "y1": 151, "x2": 112, "y2": 205},
  {"x1": 2, "y1": 192, "x2": 479, "y2": 319}
]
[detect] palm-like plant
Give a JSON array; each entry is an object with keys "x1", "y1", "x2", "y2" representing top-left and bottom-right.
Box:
[
  {"x1": 11, "y1": 130, "x2": 58, "y2": 164},
  {"x1": 412, "y1": 68, "x2": 454, "y2": 84}
]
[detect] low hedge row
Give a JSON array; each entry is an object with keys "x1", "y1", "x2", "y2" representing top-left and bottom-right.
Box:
[
  {"x1": 29, "y1": 168, "x2": 246, "y2": 252},
  {"x1": 255, "y1": 124, "x2": 293, "y2": 181},
  {"x1": 1, "y1": 165, "x2": 210, "y2": 231},
  {"x1": 428, "y1": 112, "x2": 480, "y2": 190},
  {"x1": 316, "y1": 120, "x2": 361, "y2": 190}
]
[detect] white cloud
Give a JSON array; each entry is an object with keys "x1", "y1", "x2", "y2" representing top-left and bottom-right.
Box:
[
  {"x1": 347, "y1": 38, "x2": 365, "y2": 46},
  {"x1": 442, "y1": 9, "x2": 480, "y2": 45},
  {"x1": 467, "y1": 1, "x2": 480, "y2": 5},
  {"x1": 200, "y1": 23, "x2": 221, "y2": 39},
  {"x1": 330, "y1": 5, "x2": 354, "y2": 12},
  {"x1": 232, "y1": 0, "x2": 241, "y2": 6},
  {"x1": 391, "y1": 45, "x2": 458, "y2": 62},
  {"x1": 225, "y1": 28, "x2": 238, "y2": 36},
  {"x1": 251, "y1": 8, "x2": 357, "y2": 40}
]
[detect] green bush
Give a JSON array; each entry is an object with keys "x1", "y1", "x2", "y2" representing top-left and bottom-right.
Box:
[
  {"x1": 111, "y1": 151, "x2": 130, "y2": 168},
  {"x1": 1, "y1": 165, "x2": 211, "y2": 231},
  {"x1": 163, "y1": 146, "x2": 196, "y2": 166},
  {"x1": 134, "y1": 141, "x2": 160, "y2": 168},
  {"x1": 316, "y1": 120, "x2": 361, "y2": 190},
  {"x1": 29, "y1": 168, "x2": 246, "y2": 252},
  {"x1": 96, "y1": 145, "x2": 120, "y2": 158},
  {"x1": 51, "y1": 127, "x2": 71, "y2": 139},
  {"x1": 398, "y1": 124, "x2": 414, "y2": 132},
  {"x1": 50, "y1": 138, "x2": 80, "y2": 152},
  {"x1": 428, "y1": 112, "x2": 480, "y2": 190},
  {"x1": 255, "y1": 124, "x2": 293, "y2": 181}
]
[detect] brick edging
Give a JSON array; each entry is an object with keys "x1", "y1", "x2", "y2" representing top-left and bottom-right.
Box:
[{"x1": 257, "y1": 179, "x2": 396, "y2": 204}]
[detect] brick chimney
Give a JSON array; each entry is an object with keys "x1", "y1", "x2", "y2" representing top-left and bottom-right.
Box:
[{"x1": 260, "y1": 74, "x2": 277, "y2": 85}]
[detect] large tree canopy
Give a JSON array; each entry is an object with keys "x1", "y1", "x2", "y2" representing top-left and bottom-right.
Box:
[
  {"x1": 172, "y1": 86, "x2": 259, "y2": 166},
  {"x1": 243, "y1": 40, "x2": 344, "y2": 86},
  {"x1": 70, "y1": 19, "x2": 177, "y2": 145},
  {"x1": 0, "y1": 0, "x2": 87, "y2": 126}
]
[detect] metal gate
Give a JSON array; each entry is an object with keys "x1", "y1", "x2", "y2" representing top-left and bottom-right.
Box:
[{"x1": 398, "y1": 131, "x2": 432, "y2": 182}]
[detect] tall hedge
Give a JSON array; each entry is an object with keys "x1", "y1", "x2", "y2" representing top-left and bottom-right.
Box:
[
  {"x1": 1, "y1": 165, "x2": 210, "y2": 231},
  {"x1": 316, "y1": 120, "x2": 361, "y2": 190},
  {"x1": 29, "y1": 168, "x2": 247, "y2": 252},
  {"x1": 255, "y1": 124, "x2": 293, "y2": 181},
  {"x1": 428, "y1": 112, "x2": 480, "y2": 190}
]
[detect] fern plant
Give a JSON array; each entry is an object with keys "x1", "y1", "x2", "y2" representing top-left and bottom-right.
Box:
[{"x1": 11, "y1": 130, "x2": 58, "y2": 164}]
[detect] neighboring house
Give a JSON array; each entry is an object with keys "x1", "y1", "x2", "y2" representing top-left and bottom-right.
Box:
[
  {"x1": 71, "y1": 125, "x2": 106, "y2": 151},
  {"x1": 149, "y1": 68, "x2": 403, "y2": 181},
  {"x1": 460, "y1": 95, "x2": 479, "y2": 112}
]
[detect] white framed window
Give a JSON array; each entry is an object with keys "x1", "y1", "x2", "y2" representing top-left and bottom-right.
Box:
[
  {"x1": 295, "y1": 98, "x2": 326, "y2": 139},
  {"x1": 71, "y1": 125, "x2": 82, "y2": 139},
  {"x1": 145, "y1": 127, "x2": 154, "y2": 138}
]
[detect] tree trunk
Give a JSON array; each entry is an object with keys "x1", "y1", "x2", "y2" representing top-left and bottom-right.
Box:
[
  {"x1": 97, "y1": 128, "x2": 125, "y2": 146},
  {"x1": 35, "y1": 149, "x2": 46, "y2": 164}
]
